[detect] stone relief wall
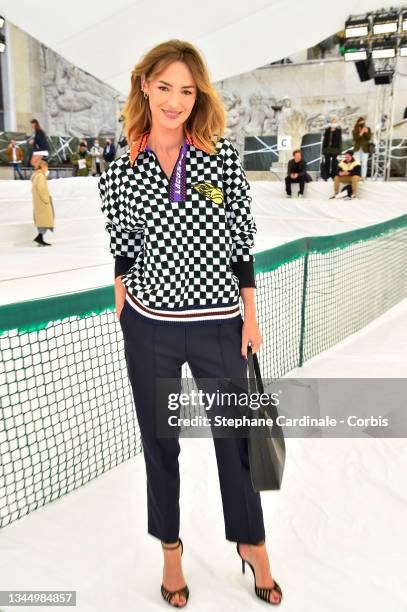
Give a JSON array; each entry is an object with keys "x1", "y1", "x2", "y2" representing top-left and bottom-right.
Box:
[
  {"x1": 215, "y1": 58, "x2": 407, "y2": 159},
  {"x1": 217, "y1": 88, "x2": 363, "y2": 158},
  {"x1": 38, "y1": 44, "x2": 126, "y2": 139}
]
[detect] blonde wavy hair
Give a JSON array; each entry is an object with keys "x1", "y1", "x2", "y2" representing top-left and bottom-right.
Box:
[{"x1": 122, "y1": 39, "x2": 226, "y2": 155}]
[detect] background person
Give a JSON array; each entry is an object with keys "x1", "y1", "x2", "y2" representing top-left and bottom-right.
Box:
[
  {"x1": 6, "y1": 139, "x2": 25, "y2": 180},
  {"x1": 285, "y1": 149, "x2": 309, "y2": 198},
  {"x1": 330, "y1": 150, "x2": 361, "y2": 200},
  {"x1": 103, "y1": 138, "x2": 116, "y2": 169},
  {"x1": 90, "y1": 138, "x2": 105, "y2": 176},
  {"x1": 28, "y1": 119, "x2": 49, "y2": 170},
  {"x1": 321, "y1": 116, "x2": 342, "y2": 180},
  {"x1": 352, "y1": 117, "x2": 371, "y2": 179},
  {"x1": 31, "y1": 159, "x2": 54, "y2": 246},
  {"x1": 71, "y1": 142, "x2": 92, "y2": 176}
]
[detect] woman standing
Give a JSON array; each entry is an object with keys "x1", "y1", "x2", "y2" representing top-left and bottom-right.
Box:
[
  {"x1": 90, "y1": 138, "x2": 105, "y2": 176},
  {"x1": 28, "y1": 119, "x2": 50, "y2": 170},
  {"x1": 31, "y1": 159, "x2": 54, "y2": 246},
  {"x1": 322, "y1": 116, "x2": 342, "y2": 180},
  {"x1": 352, "y1": 116, "x2": 371, "y2": 178},
  {"x1": 102, "y1": 138, "x2": 116, "y2": 170},
  {"x1": 99, "y1": 39, "x2": 282, "y2": 607}
]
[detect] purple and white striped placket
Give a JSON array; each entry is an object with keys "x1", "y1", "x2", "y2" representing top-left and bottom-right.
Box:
[{"x1": 169, "y1": 142, "x2": 189, "y2": 202}]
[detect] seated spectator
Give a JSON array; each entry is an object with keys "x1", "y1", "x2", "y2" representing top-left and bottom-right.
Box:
[
  {"x1": 103, "y1": 138, "x2": 116, "y2": 170},
  {"x1": 285, "y1": 150, "x2": 310, "y2": 198},
  {"x1": 7, "y1": 139, "x2": 25, "y2": 180},
  {"x1": 330, "y1": 150, "x2": 361, "y2": 200},
  {"x1": 71, "y1": 142, "x2": 92, "y2": 177}
]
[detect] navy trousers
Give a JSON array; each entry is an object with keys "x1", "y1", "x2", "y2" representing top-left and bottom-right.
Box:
[{"x1": 119, "y1": 298, "x2": 266, "y2": 545}]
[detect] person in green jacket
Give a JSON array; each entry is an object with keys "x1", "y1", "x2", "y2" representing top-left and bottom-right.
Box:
[
  {"x1": 71, "y1": 142, "x2": 92, "y2": 176},
  {"x1": 352, "y1": 117, "x2": 371, "y2": 178}
]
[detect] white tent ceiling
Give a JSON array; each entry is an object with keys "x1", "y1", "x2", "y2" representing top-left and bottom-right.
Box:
[{"x1": 2, "y1": 0, "x2": 391, "y2": 95}]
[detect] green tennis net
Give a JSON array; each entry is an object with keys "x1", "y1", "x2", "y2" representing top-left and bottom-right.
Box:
[{"x1": 1, "y1": 213, "x2": 407, "y2": 528}]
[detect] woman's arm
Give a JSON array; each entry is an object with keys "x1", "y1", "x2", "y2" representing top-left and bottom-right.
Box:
[
  {"x1": 114, "y1": 256, "x2": 135, "y2": 318},
  {"x1": 98, "y1": 167, "x2": 144, "y2": 320},
  {"x1": 240, "y1": 288, "x2": 262, "y2": 358},
  {"x1": 222, "y1": 139, "x2": 263, "y2": 357},
  {"x1": 115, "y1": 276, "x2": 127, "y2": 318},
  {"x1": 36, "y1": 173, "x2": 51, "y2": 205}
]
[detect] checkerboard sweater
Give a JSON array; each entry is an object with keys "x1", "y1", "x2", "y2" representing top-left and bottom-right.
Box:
[{"x1": 98, "y1": 134, "x2": 257, "y2": 324}]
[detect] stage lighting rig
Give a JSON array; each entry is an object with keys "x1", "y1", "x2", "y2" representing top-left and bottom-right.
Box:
[
  {"x1": 372, "y1": 10, "x2": 399, "y2": 35},
  {"x1": 372, "y1": 36, "x2": 397, "y2": 58},
  {"x1": 345, "y1": 16, "x2": 370, "y2": 38},
  {"x1": 344, "y1": 40, "x2": 368, "y2": 61}
]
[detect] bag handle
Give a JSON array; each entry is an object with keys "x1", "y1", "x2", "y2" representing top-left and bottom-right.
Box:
[{"x1": 247, "y1": 346, "x2": 265, "y2": 395}]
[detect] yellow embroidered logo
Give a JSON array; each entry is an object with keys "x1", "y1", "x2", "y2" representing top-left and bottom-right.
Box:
[{"x1": 193, "y1": 182, "x2": 224, "y2": 205}]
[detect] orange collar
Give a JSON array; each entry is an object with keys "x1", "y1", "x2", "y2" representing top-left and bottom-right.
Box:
[{"x1": 129, "y1": 129, "x2": 212, "y2": 166}]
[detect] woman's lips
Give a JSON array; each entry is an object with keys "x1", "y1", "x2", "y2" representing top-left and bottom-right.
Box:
[{"x1": 162, "y1": 109, "x2": 181, "y2": 119}]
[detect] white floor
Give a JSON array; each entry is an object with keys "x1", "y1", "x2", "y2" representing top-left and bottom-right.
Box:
[
  {"x1": 1, "y1": 177, "x2": 407, "y2": 611},
  {"x1": 1, "y1": 298, "x2": 406, "y2": 612},
  {"x1": 1, "y1": 177, "x2": 407, "y2": 303}
]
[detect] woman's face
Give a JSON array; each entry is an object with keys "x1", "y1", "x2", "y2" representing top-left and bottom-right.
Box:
[{"x1": 143, "y1": 61, "x2": 197, "y2": 131}]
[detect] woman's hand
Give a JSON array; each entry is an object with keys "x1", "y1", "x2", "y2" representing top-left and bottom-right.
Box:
[
  {"x1": 241, "y1": 315, "x2": 263, "y2": 358},
  {"x1": 117, "y1": 302, "x2": 125, "y2": 320},
  {"x1": 115, "y1": 276, "x2": 126, "y2": 320},
  {"x1": 240, "y1": 287, "x2": 262, "y2": 358}
]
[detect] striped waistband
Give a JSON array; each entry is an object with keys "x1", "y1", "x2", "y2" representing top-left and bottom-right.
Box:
[{"x1": 125, "y1": 291, "x2": 242, "y2": 324}]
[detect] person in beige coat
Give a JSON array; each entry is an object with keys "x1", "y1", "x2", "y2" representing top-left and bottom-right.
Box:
[
  {"x1": 31, "y1": 160, "x2": 54, "y2": 246},
  {"x1": 90, "y1": 138, "x2": 105, "y2": 176}
]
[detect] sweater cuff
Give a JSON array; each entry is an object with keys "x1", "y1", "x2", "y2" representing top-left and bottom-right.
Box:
[
  {"x1": 114, "y1": 255, "x2": 135, "y2": 278},
  {"x1": 231, "y1": 257, "x2": 256, "y2": 289}
]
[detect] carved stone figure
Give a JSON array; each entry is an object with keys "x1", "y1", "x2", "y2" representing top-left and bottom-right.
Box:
[
  {"x1": 278, "y1": 96, "x2": 307, "y2": 163},
  {"x1": 220, "y1": 91, "x2": 245, "y2": 144},
  {"x1": 263, "y1": 95, "x2": 278, "y2": 135},
  {"x1": 39, "y1": 45, "x2": 126, "y2": 137},
  {"x1": 243, "y1": 92, "x2": 267, "y2": 137}
]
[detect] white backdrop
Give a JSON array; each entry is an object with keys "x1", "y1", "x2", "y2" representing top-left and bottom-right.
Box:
[{"x1": 1, "y1": 0, "x2": 392, "y2": 94}]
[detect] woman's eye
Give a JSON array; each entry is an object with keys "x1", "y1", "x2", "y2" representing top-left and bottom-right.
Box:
[{"x1": 157, "y1": 86, "x2": 193, "y2": 95}]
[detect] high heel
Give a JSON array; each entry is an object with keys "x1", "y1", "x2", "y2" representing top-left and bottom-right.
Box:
[
  {"x1": 161, "y1": 538, "x2": 189, "y2": 608},
  {"x1": 236, "y1": 541, "x2": 283, "y2": 605}
]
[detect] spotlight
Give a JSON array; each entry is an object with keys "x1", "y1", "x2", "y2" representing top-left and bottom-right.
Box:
[
  {"x1": 344, "y1": 41, "x2": 368, "y2": 61},
  {"x1": 345, "y1": 16, "x2": 370, "y2": 38},
  {"x1": 372, "y1": 37, "x2": 397, "y2": 59},
  {"x1": 372, "y1": 56, "x2": 395, "y2": 85},
  {"x1": 372, "y1": 11, "x2": 399, "y2": 35},
  {"x1": 373, "y1": 69, "x2": 394, "y2": 85},
  {"x1": 0, "y1": 32, "x2": 5, "y2": 53}
]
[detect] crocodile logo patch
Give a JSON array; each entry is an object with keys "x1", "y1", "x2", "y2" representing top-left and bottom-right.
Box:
[{"x1": 193, "y1": 182, "x2": 224, "y2": 205}]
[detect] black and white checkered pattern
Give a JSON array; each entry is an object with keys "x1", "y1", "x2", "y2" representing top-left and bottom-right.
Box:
[{"x1": 98, "y1": 137, "x2": 257, "y2": 310}]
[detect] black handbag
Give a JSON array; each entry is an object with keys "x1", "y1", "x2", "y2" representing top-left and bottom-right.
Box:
[{"x1": 247, "y1": 346, "x2": 286, "y2": 491}]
